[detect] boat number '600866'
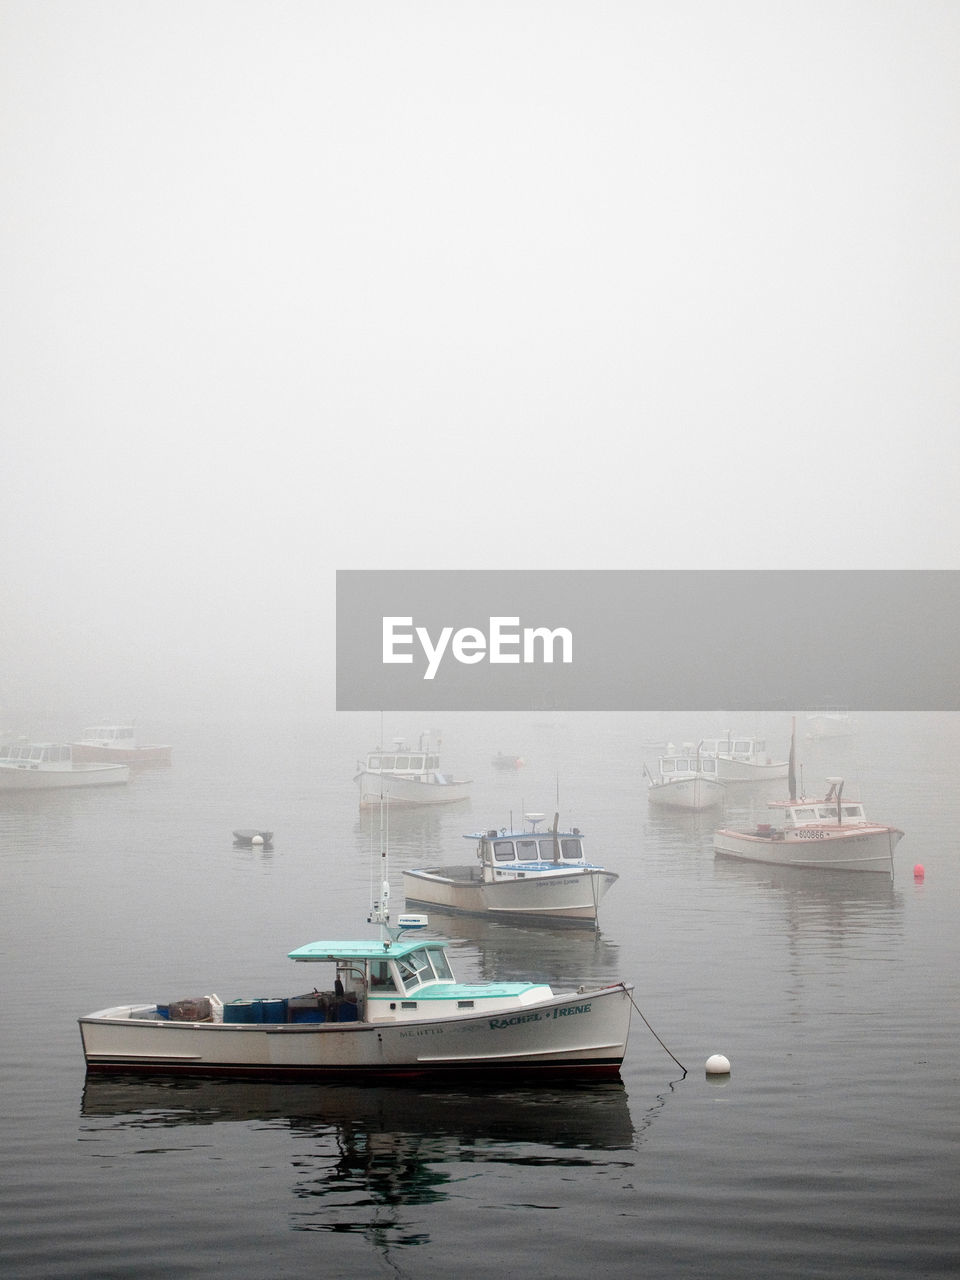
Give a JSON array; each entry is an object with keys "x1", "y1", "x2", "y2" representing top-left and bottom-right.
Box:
[
  {"x1": 795, "y1": 830, "x2": 826, "y2": 839},
  {"x1": 489, "y1": 1002, "x2": 592, "y2": 1030}
]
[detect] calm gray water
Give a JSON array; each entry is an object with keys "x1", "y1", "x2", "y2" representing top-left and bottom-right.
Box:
[{"x1": 2, "y1": 711, "x2": 958, "y2": 1278}]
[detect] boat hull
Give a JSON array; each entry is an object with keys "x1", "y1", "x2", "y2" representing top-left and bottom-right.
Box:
[
  {"x1": 713, "y1": 825, "x2": 903, "y2": 873},
  {"x1": 403, "y1": 866, "x2": 619, "y2": 924},
  {"x1": 0, "y1": 762, "x2": 130, "y2": 790},
  {"x1": 713, "y1": 758, "x2": 789, "y2": 782},
  {"x1": 356, "y1": 770, "x2": 470, "y2": 807},
  {"x1": 805, "y1": 715, "x2": 855, "y2": 740},
  {"x1": 79, "y1": 984, "x2": 633, "y2": 1080},
  {"x1": 647, "y1": 777, "x2": 725, "y2": 811}
]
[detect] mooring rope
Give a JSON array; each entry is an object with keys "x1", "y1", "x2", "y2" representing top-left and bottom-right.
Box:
[{"x1": 619, "y1": 982, "x2": 687, "y2": 1075}]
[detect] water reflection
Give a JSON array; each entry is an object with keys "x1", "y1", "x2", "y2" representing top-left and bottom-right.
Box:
[
  {"x1": 712, "y1": 854, "x2": 903, "y2": 938},
  {"x1": 80, "y1": 1076, "x2": 637, "y2": 1239}
]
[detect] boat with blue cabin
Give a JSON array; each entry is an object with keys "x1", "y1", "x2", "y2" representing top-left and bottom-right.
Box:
[{"x1": 402, "y1": 813, "x2": 618, "y2": 926}]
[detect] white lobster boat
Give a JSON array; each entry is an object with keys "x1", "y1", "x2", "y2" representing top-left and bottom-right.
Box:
[
  {"x1": 403, "y1": 814, "x2": 618, "y2": 926},
  {"x1": 805, "y1": 707, "x2": 856, "y2": 740},
  {"x1": 355, "y1": 735, "x2": 470, "y2": 808},
  {"x1": 700, "y1": 732, "x2": 789, "y2": 782},
  {"x1": 713, "y1": 777, "x2": 903, "y2": 875},
  {"x1": 79, "y1": 912, "x2": 633, "y2": 1081},
  {"x1": 0, "y1": 742, "x2": 129, "y2": 790},
  {"x1": 70, "y1": 724, "x2": 172, "y2": 766},
  {"x1": 644, "y1": 746, "x2": 726, "y2": 811}
]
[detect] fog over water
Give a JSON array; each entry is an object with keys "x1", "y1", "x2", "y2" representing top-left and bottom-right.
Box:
[{"x1": 3, "y1": 2, "x2": 959, "y2": 726}]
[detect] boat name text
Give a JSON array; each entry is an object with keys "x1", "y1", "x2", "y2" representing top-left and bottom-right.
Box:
[
  {"x1": 382, "y1": 616, "x2": 573, "y2": 681},
  {"x1": 489, "y1": 1002, "x2": 591, "y2": 1030}
]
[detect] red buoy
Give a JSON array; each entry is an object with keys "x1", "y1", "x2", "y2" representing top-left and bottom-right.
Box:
[{"x1": 913, "y1": 863, "x2": 925, "y2": 882}]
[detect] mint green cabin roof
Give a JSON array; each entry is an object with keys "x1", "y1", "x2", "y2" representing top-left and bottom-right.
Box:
[
  {"x1": 374, "y1": 982, "x2": 547, "y2": 999},
  {"x1": 288, "y1": 938, "x2": 450, "y2": 962}
]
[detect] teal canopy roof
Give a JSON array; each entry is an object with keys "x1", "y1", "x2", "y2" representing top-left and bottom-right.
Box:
[{"x1": 288, "y1": 938, "x2": 449, "y2": 962}]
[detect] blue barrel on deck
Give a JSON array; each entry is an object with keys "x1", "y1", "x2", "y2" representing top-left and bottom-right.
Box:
[{"x1": 223, "y1": 998, "x2": 288, "y2": 1023}]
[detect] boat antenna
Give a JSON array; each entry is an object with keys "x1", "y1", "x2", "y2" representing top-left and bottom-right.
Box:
[
  {"x1": 788, "y1": 716, "x2": 797, "y2": 803},
  {"x1": 368, "y1": 787, "x2": 391, "y2": 933}
]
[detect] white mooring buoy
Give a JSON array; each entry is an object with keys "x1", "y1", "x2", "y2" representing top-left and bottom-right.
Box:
[
  {"x1": 705, "y1": 1053, "x2": 731, "y2": 1076},
  {"x1": 252, "y1": 834, "x2": 264, "y2": 846}
]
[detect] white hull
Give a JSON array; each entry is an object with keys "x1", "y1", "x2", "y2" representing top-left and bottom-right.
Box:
[
  {"x1": 647, "y1": 777, "x2": 725, "y2": 811},
  {"x1": 403, "y1": 866, "x2": 619, "y2": 924},
  {"x1": 713, "y1": 825, "x2": 903, "y2": 873},
  {"x1": 714, "y1": 757, "x2": 788, "y2": 782},
  {"x1": 71, "y1": 743, "x2": 171, "y2": 766},
  {"x1": 356, "y1": 770, "x2": 470, "y2": 808},
  {"x1": 805, "y1": 715, "x2": 855, "y2": 740},
  {"x1": 0, "y1": 761, "x2": 129, "y2": 790},
  {"x1": 79, "y1": 983, "x2": 632, "y2": 1080}
]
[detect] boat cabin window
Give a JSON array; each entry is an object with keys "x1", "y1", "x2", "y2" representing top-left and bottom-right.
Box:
[
  {"x1": 379, "y1": 755, "x2": 395, "y2": 769},
  {"x1": 732, "y1": 740, "x2": 752, "y2": 755},
  {"x1": 661, "y1": 758, "x2": 676, "y2": 773},
  {"x1": 793, "y1": 807, "x2": 818, "y2": 821},
  {"x1": 559, "y1": 837, "x2": 583, "y2": 861},
  {"x1": 701, "y1": 757, "x2": 717, "y2": 774},
  {"x1": 493, "y1": 839, "x2": 516, "y2": 862},
  {"x1": 396, "y1": 947, "x2": 449, "y2": 992},
  {"x1": 369, "y1": 959, "x2": 398, "y2": 991},
  {"x1": 842, "y1": 805, "x2": 864, "y2": 819},
  {"x1": 516, "y1": 839, "x2": 541, "y2": 861}
]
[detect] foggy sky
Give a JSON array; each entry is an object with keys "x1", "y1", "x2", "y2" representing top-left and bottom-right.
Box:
[{"x1": 3, "y1": 2, "x2": 958, "y2": 727}]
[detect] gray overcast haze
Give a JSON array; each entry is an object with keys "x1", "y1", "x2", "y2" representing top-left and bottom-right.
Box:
[{"x1": 2, "y1": 1, "x2": 958, "y2": 725}]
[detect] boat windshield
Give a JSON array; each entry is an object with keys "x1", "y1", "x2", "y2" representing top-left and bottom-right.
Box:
[
  {"x1": 492, "y1": 836, "x2": 584, "y2": 863},
  {"x1": 395, "y1": 946, "x2": 453, "y2": 992}
]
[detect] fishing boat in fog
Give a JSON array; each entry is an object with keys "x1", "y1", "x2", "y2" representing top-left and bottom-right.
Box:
[
  {"x1": 644, "y1": 745, "x2": 726, "y2": 811},
  {"x1": 699, "y1": 732, "x2": 789, "y2": 782},
  {"x1": 713, "y1": 779, "x2": 903, "y2": 874},
  {"x1": 0, "y1": 742, "x2": 129, "y2": 790},
  {"x1": 70, "y1": 724, "x2": 172, "y2": 766},
  {"x1": 805, "y1": 707, "x2": 856, "y2": 739},
  {"x1": 713, "y1": 724, "x2": 902, "y2": 874},
  {"x1": 79, "y1": 880, "x2": 634, "y2": 1080},
  {"x1": 492, "y1": 751, "x2": 524, "y2": 770},
  {"x1": 355, "y1": 734, "x2": 470, "y2": 807},
  {"x1": 403, "y1": 813, "x2": 618, "y2": 926}
]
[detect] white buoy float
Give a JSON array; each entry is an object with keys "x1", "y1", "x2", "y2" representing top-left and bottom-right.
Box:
[
  {"x1": 705, "y1": 1053, "x2": 731, "y2": 1076},
  {"x1": 252, "y1": 834, "x2": 264, "y2": 846}
]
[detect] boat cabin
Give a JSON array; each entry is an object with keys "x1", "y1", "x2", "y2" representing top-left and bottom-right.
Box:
[
  {"x1": 467, "y1": 827, "x2": 587, "y2": 867},
  {"x1": 78, "y1": 725, "x2": 136, "y2": 744},
  {"x1": 700, "y1": 736, "x2": 768, "y2": 760},
  {"x1": 361, "y1": 748, "x2": 441, "y2": 777},
  {"x1": 0, "y1": 743, "x2": 71, "y2": 764},
  {"x1": 657, "y1": 750, "x2": 719, "y2": 779},
  {"x1": 283, "y1": 937, "x2": 548, "y2": 1023},
  {"x1": 781, "y1": 800, "x2": 867, "y2": 827}
]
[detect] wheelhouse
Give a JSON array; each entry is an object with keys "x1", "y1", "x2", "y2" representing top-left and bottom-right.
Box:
[
  {"x1": 363, "y1": 750, "x2": 441, "y2": 775},
  {"x1": 658, "y1": 753, "x2": 719, "y2": 777},
  {"x1": 0, "y1": 743, "x2": 71, "y2": 763},
  {"x1": 79, "y1": 725, "x2": 135, "y2": 743},
  {"x1": 701, "y1": 736, "x2": 766, "y2": 760},
  {"x1": 471, "y1": 829, "x2": 587, "y2": 865}
]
